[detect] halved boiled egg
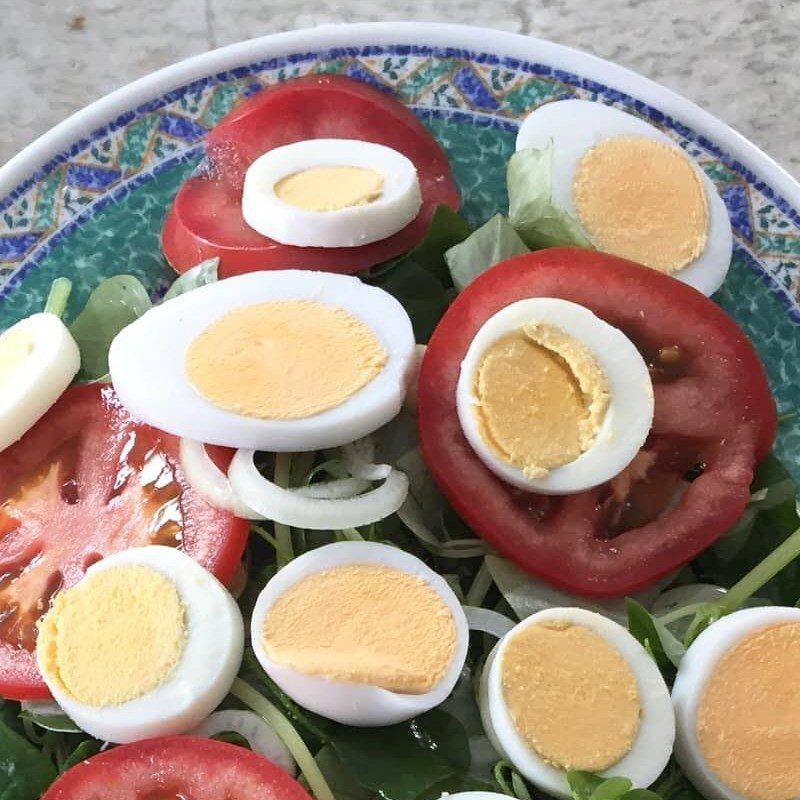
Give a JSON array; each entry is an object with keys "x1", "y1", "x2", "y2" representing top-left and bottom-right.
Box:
[
  {"x1": 0, "y1": 312, "x2": 80, "y2": 453},
  {"x1": 250, "y1": 541, "x2": 469, "y2": 726},
  {"x1": 36, "y1": 545, "x2": 244, "y2": 744},
  {"x1": 672, "y1": 606, "x2": 800, "y2": 800},
  {"x1": 456, "y1": 297, "x2": 653, "y2": 494},
  {"x1": 242, "y1": 139, "x2": 422, "y2": 247},
  {"x1": 108, "y1": 270, "x2": 415, "y2": 451},
  {"x1": 479, "y1": 608, "x2": 674, "y2": 798},
  {"x1": 516, "y1": 99, "x2": 733, "y2": 295}
]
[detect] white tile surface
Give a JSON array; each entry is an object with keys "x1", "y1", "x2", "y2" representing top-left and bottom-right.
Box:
[{"x1": 1, "y1": 0, "x2": 798, "y2": 179}]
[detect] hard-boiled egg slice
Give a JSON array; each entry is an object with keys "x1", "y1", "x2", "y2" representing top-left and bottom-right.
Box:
[
  {"x1": 36, "y1": 545, "x2": 244, "y2": 744},
  {"x1": 250, "y1": 541, "x2": 469, "y2": 726},
  {"x1": 0, "y1": 312, "x2": 80, "y2": 453},
  {"x1": 479, "y1": 608, "x2": 674, "y2": 798},
  {"x1": 242, "y1": 138, "x2": 422, "y2": 247},
  {"x1": 456, "y1": 297, "x2": 653, "y2": 494},
  {"x1": 672, "y1": 606, "x2": 800, "y2": 800},
  {"x1": 516, "y1": 99, "x2": 733, "y2": 296},
  {"x1": 108, "y1": 270, "x2": 415, "y2": 451}
]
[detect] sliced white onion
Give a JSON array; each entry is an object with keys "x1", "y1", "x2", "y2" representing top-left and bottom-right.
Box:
[
  {"x1": 341, "y1": 437, "x2": 392, "y2": 481},
  {"x1": 403, "y1": 344, "x2": 426, "y2": 414},
  {"x1": 191, "y1": 710, "x2": 295, "y2": 775},
  {"x1": 229, "y1": 448, "x2": 409, "y2": 530},
  {"x1": 463, "y1": 606, "x2": 517, "y2": 639},
  {"x1": 179, "y1": 438, "x2": 263, "y2": 519},
  {"x1": 294, "y1": 477, "x2": 372, "y2": 499}
]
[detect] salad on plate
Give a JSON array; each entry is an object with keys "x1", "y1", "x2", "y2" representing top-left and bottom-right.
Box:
[{"x1": 1, "y1": 70, "x2": 798, "y2": 800}]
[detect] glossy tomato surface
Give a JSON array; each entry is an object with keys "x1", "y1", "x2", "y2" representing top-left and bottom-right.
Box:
[
  {"x1": 0, "y1": 384, "x2": 248, "y2": 700},
  {"x1": 418, "y1": 248, "x2": 777, "y2": 596},
  {"x1": 162, "y1": 74, "x2": 459, "y2": 276},
  {"x1": 41, "y1": 736, "x2": 311, "y2": 800}
]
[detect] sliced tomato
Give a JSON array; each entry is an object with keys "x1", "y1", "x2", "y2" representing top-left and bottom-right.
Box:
[
  {"x1": 162, "y1": 74, "x2": 460, "y2": 277},
  {"x1": 41, "y1": 736, "x2": 311, "y2": 800},
  {"x1": 418, "y1": 247, "x2": 776, "y2": 597},
  {"x1": 0, "y1": 384, "x2": 248, "y2": 700}
]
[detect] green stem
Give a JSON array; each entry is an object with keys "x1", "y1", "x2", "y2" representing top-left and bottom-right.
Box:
[
  {"x1": 719, "y1": 525, "x2": 800, "y2": 614},
  {"x1": 273, "y1": 453, "x2": 294, "y2": 568},
  {"x1": 43, "y1": 278, "x2": 72, "y2": 319},
  {"x1": 337, "y1": 528, "x2": 365, "y2": 542},
  {"x1": 250, "y1": 524, "x2": 293, "y2": 565},
  {"x1": 230, "y1": 679, "x2": 335, "y2": 800},
  {"x1": 465, "y1": 560, "x2": 493, "y2": 607},
  {"x1": 656, "y1": 602, "x2": 708, "y2": 627}
]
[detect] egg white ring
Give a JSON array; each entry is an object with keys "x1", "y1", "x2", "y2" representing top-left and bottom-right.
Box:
[
  {"x1": 0, "y1": 313, "x2": 80, "y2": 453},
  {"x1": 456, "y1": 298, "x2": 654, "y2": 494},
  {"x1": 250, "y1": 541, "x2": 470, "y2": 727},
  {"x1": 242, "y1": 138, "x2": 422, "y2": 248},
  {"x1": 672, "y1": 606, "x2": 800, "y2": 800},
  {"x1": 479, "y1": 608, "x2": 675, "y2": 798},
  {"x1": 37, "y1": 545, "x2": 244, "y2": 744},
  {"x1": 108, "y1": 270, "x2": 416, "y2": 452},
  {"x1": 515, "y1": 99, "x2": 733, "y2": 296}
]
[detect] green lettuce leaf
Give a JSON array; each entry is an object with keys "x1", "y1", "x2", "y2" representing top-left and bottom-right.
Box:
[
  {"x1": 69, "y1": 275, "x2": 152, "y2": 381},
  {"x1": 625, "y1": 598, "x2": 685, "y2": 680},
  {"x1": 0, "y1": 716, "x2": 57, "y2": 800},
  {"x1": 445, "y1": 214, "x2": 530, "y2": 290},
  {"x1": 507, "y1": 144, "x2": 593, "y2": 250},
  {"x1": 162, "y1": 257, "x2": 219, "y2": 301}
]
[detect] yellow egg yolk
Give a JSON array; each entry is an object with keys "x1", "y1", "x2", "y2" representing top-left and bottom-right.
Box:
[
  {"x1": 184, "y1": 299, "x2": 387, "y2": 420},
  {"x1": 262, "y1": 563, "x2": 457, "y2": 694},
  {"x1": 697, "y1": 622, "x2": 800, "y2": 800},
  {"x1": 572, "y1": 135, "x2": 709, "y2": 274},
  {"x1": 501, "y1": 620, "x2": 641, "y2": 771},
  {"x1": 473, "y1": 322, "x2": 609, "y2": 478},
  {"x1": 275, "y1": 165, "x2": 384, "y2": 211},
  {"x1": 0, "y1": 326, "x2": 34, "y2": 391},
  {"x1": 37, "y1": 564, "x2": 186, "y2": 707}
]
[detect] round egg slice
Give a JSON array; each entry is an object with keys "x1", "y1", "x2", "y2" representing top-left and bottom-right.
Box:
[
  {"x1": 0, "y1": 312, "x2": 80, "y2": 453},
  {"x1": 108, "y1": 270, "x2": 415, "y2": 451},
  {"x1": 250, "y1": 541, "x2": 469, "y2": 726},
  {"x1": 672, "y1": 606, "x2": 800, "y2": 800},
  {"x1": 456, "y1": 297, "x2": 653, "y2": 494},
  {"x1": 36, "y1": 545, "x2": 244, "y2": 744},
  {"x1": 479, "y1": 608, "x2": 675, "y2": 798},
  {"x1": 516, "y1": 99, "x2": 733, "y2": 296},
  {"x1": 242, "y1": 138, "x2": 422, "y2": 248}
]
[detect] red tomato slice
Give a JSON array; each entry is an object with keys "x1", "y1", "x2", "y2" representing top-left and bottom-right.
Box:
[
  {"x1": 418, "y1": 247, "x2": 777, "y2": 597},
  {"x1": 41, "y1": 736, "x2": 311, "y2": 800},
  {"x1": 162, "y1": 74, "x2": 460, "y2": 277},
  {"x1": 0, "y1": 384, "x2": 248, "y2": 700}
]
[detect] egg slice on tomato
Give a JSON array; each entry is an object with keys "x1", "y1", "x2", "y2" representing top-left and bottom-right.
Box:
[
  {"x1": 479, "y1": 608, "x2": 674, "y2": 798},
  {"x1": 672, "y1": 606, "x2": 800, "y2": 800},
  {"x1": 516, "y1": 100, "x2": 733, "y2": 295},
  {"x1": 108, "y1": 270, "x2": 415, "y2": 451},
  {"x1": 456, "y1": 297, "x2": 653, "y2": 494},
  {"x1": 250, "y1": 541, "x2": 469, "y2": 726},
  {"x1": 242, "y1": 139, "x2": 422, "y2": 248},
  {"x1": 36, "y1": 545, "x2": 244, "y2": 743}
]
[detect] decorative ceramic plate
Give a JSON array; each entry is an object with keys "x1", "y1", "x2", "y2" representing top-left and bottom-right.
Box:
[{"x1": 1, "y1": 21, "x2": 798, "y2": 479}]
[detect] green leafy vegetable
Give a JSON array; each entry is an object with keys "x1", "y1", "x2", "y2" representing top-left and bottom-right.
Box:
[
  {"x1": 445, "y1": 214, "x2": 529, "y2": 290},
  {"x1": 162, "y1": 257, "x2": 219, "y2": 301},
  {"x1": 18, "y1": 707, "x2": 81, "y2": 735},
  {"x1": 43, "y1": 278, "x2": 73, "y2": 319},
  {"x1": 650, "y1": 761, "x2": 704, "y2": 800},
  {"x1": 60, "y1": 740, "x2": 103, "y2": 773},
  {"x1": 69, "y1": 275, "x2": 152, "y2": 381},
  {"x1": 331, "y1": 709, "x2": 472, "y2": 800},
  {"x1": 507, "y1": 144, "x2": 593, "y2": 250},
  {"x1": 368, "y1": 205, "x2": 471, "y2": 342},
  {"x1": 494, "y1": 761, "x2": 532, "y2": 799},
  {"x1": 567, "y1": 772, "x2": 661, "y2": 800},
  {"x1": 626, "y1": 598, "x2": 685, "y2": 679},
  {"x1": 0, "y1": 716, "x2": 58, "y2": 800}
]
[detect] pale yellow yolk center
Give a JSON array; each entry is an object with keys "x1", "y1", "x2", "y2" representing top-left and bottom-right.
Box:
[
  {"x1": 37, "y1": 564, "x2": 186, "y2": 707},
  {"x1": 275, "y1": 165, "x2": 384, "y2": 211},
  {"x1": 184, "y1": 299, "x2": 387, "y2": 420},
  {"x1": 262, "y1": 563, "x2": 457, "y2": 694},
  {"x1": 697, "y1": 622, "x2": 800, "y2": 800},
  {"x1": 501, "y1": 620, "x2": 641, "y2": 771},
  {"x1": 0, "y1": 326, "x2": 34, "y2": 390},
  {"x1": 572, "y1": 135, "x2": 709, "y2": 274},
  {"x1": 473, "y1": 322, "x2": 609, "y2": 478}
]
